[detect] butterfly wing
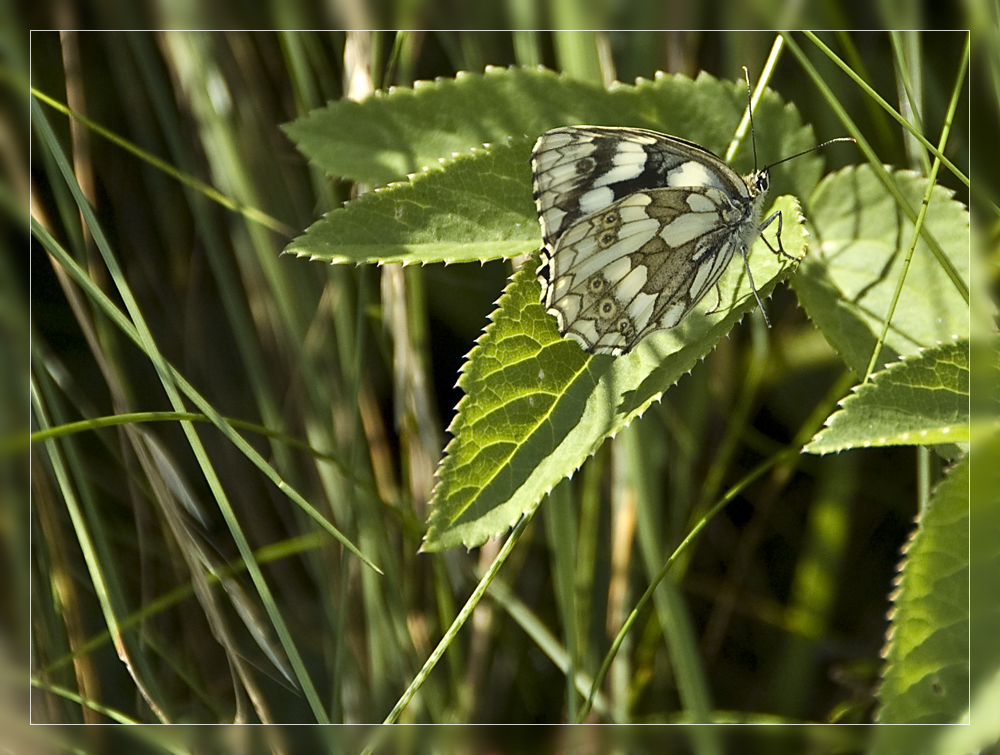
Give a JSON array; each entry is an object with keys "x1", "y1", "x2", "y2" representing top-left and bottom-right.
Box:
[
  {"x1": 540, "y1": 186, "x2": 750, "y2": 354},
  {"x1": 532, "y1": 126, "x2": 767, "y2": 354},
  {"x1": 531, "y1": 126, "x2": 750, "y2": 249}
]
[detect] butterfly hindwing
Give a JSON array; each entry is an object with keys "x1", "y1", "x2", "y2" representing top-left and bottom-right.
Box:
[
  {"x1": 532, "y1": 126, "x2": 771, "y2": 355},
  {"x1": 540, "y1": 186, "x2": 751, "y2": 354}
]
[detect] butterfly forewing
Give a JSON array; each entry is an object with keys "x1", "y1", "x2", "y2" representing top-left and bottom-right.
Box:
[
  {"x1": 532, "y1": 125, "x2": 772, "y2": 355},
  {"x1": 532, "y1": 126, "x2": 752, "y2": 248}
]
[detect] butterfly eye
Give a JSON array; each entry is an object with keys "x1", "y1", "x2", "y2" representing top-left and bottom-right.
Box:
[
  {"x1": 587, "y1": 275, "x2": 606, "y2": 293},
  {"x1": 756, "y1": 172, "x2": 770, "y2": 193},
  {"x1": 598, "y1": 231, "x2": 617, "y2": 247},
  {"x1": 601, "y1": 212, "x2": 619, "y2": 227},
  {"x1": 616, "y1": 318, "x2": 634, "y2": 337}
]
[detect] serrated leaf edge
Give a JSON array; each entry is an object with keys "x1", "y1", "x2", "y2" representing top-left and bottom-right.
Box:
[
  {"x1": 424, "y1": 238, "x2": 801, "y2": 550},
  {"x1": 873, "y1": 452, "x2": 969, "y2": 723},
  {"x1": 806, "y1": 334, "x2": 967, "y2": 455}
]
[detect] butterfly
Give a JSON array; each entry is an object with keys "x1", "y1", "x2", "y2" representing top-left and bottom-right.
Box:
[{"x1": 531, "y1": 124, "x2": 794, "y2": 355}]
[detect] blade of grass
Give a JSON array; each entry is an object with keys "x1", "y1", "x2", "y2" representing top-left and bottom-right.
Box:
[
  {"x1": 368, "y1": 509, "x2": 538, "y2": 740},
  {"x1": 31, "y1": 92, "x2": 387, "y2": 722},
  {"x1": 31, "y1": 377, "x2": 171, "y2": 721},
  {"x1": 785, "y1": 31, "x2": 969, "y2": 305},
  {"x1": 28, "y1": 86, "x2": 296, "y2": 238},
  {"x1": 799, "y1": 31, "x2": 970, "y2": 192},
  {"x1": 578, "y1": 368, "x2": 859, "y2": 722},
  {"x1": 863, "y1": 35, "x2": 969, "y2": 381},
  {"x1": 626, "y1": 420, "x2": 718, "y2": 735},
  {"x1": 545, "y1": 479, "x2": 580, "y2": 720}
]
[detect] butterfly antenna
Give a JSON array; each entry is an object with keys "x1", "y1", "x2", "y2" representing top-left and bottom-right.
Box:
[{"x1": 763, "y1": 137, "x2": 857, "y2": 171}]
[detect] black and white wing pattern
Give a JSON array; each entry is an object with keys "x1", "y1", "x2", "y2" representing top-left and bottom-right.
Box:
[{"x1": 531, "y1": 126, "x2": 775, "y2": 355}]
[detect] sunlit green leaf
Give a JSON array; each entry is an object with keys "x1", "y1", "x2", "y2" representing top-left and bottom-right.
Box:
[
  {"x1": 795, "y1": 166, "x2": 970, "y2": 374},
  {"x1": 284, "y1": 66, "x2": 820, "y2": 196},
  {"x1": 876, "y1": 454, "x2": 969, "y2": 724},
  {"x1": 806, "y1": 338, "x2": 969, "y2": 454},
  {"x1": 284, "y1": 68, "x2": 823, "y2": 266},
  {"x1": 284, "y1": 138, "x2": 538, "y2": 265},
  {"x1": 423, "y1": 198, "x2": 806, "y2": 550}
]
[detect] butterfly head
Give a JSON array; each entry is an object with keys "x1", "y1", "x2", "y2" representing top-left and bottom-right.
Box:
[{"x1": 746, "y1": 169, "x2": 770, "y2": 202}]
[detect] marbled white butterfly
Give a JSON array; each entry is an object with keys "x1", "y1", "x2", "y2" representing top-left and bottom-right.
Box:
[{"x1": 531, "y1": 96, "x2": 850, "y2": 355}]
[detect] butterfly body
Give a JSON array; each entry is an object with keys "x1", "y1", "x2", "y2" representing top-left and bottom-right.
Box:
[{"x1": 532, "y1": 126, "x2": 777, "y2": 355}]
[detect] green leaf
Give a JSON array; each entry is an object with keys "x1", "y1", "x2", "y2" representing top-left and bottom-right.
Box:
[
  {"x1": 422, "y1": 196, "x2": 806, "y2": 551},
  {"x1": 284, "y1": 68, "x2": 824, "y2": 266},
  {"x1": 963, "y1": 361, "x2": 1000, "y2": 741},
  {"x1": 806, "y1": 337, "x2": 969, "y2": 454},
  {"x1": 956, "y1": 428, "x2": 1000, "y2": 753},
  {"x1": 284, "y1": 137, "x2": 539, "y2": 265},
  {"x1": 284, "y1": 67, "x2": 840, "y2": 550},
  {"x1": 876, "y1": 453, "x2": 969, "y2": 724},
  {"x1": 283, "y1": 67, "x2": 821, "y2": 196},
  {"x1": 795, "y1": 165, "x2": 970, "y2": 374}
]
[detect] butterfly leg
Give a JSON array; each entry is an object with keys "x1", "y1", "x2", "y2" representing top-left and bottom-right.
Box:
[
  {"x1": 758, "y1": 210, "x2": 796, "y2": 261},
  {"x1": 704, "y1": 282, "x2": 724, "y2": 315},
  {"x1": 740, "y1": 244, "x2": 773, "y2": 328}
]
